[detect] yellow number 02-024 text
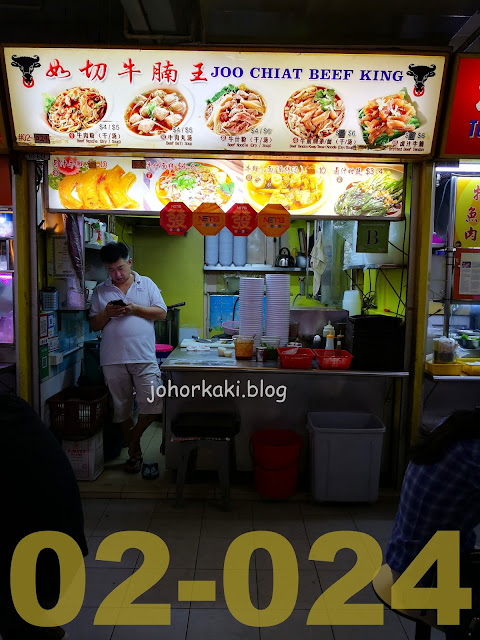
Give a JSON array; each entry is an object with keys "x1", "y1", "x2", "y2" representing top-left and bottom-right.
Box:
[{"x1": 9, "y1": 529, "x2": 470, "y2": 627}]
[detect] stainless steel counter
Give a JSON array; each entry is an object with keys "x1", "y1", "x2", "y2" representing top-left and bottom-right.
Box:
[
  {"x1": 161, "y1": 346, "x2": 409, "y2": 377},
  {"x1": 160, "y1": 347, "x2": 407, "y2": 484}
]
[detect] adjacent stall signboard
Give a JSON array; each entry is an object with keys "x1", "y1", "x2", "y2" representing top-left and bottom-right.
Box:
[
  {"x1": 46, "y1": 155, "x2": 405, "y2": 220},
  {"x1": 442, "y1": 56, "x2": 480, "y2": 158},
  {"x1": 4, "y1": 47, "x2": 445, "y2": 155},
  {"x1": 454, "y1": 176, "x2": 480, "y2": 248}
]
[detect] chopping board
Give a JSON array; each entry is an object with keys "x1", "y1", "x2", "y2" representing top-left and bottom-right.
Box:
[{"x1": 180, "y1": 338, "x2": 235, "y2": 348}]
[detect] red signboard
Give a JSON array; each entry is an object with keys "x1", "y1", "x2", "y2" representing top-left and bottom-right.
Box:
[
  {"x1": 257, "y1": 204, "x2": 290, "y2": 237},
  {"x1": 160, "y1": 202, "x2": 192, "y2": 235},
  {"x1": 443, "y1": 57, "x2": 480, "y2": 157},
  {"x1": 0, "y1": 157, "x2": 12, "y2": 206},
  {"x1": 225, "y1": 203, "x2": 257, "y2": 236},
  {"x1": 192, "y1": 203, "x2": 225, "y2": 236}
]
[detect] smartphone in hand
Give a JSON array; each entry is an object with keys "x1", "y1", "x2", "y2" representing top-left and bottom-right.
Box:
[{"x1": 110, "y1": 299, "x2": 126, "y2": 307}]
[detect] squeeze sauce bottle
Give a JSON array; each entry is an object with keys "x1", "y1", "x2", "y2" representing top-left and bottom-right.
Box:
[
  {"x1": 325, "y1": 332, "x2": 335, "y2": 350},
  {"x1": 322, "y1": 322, "x2": 335, "y2": 348}
]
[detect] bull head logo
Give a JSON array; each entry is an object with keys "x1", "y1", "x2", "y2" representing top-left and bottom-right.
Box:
[
  {"x1": 11, "y1": 54, "x2": 41, "y2": 88},
  {"x1": 407, "y1": 63, "x2": 436, "y2": 97}
]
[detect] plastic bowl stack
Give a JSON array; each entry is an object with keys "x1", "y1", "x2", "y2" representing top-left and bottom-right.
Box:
[
  {"x1": 265, "y1": 274, "x2": 290, "y2": 347},
  {"x1": 239, "y1": 277, "x2": 264, "y2": 348}
]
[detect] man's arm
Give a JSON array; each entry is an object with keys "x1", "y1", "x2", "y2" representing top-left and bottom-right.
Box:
[
  {"x1": 89, "y1": 302, "x2": 128, "y2": 331},
  {"x1": 124, "y1": 303, "x2": 167, "y2": 320},
  {"x1": 89, "y1": 308, "x2": 110, "y2": 332}
]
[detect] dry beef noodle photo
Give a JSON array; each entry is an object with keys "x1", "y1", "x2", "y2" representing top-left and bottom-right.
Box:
[
  {"x1": 45, "y1": 87, "x2": 107, "y2": 133},
  {"x1": 125, "y1": 88, "x2": 188, "y2": 136},
  {"x1": 359, "y1": 91, "x2": 420, "y2": 147},
  {"x1": 205, "y1": 84, "x2": 266, "y2": 136},
  {"x1": 284, "y1": 86, "x2": 345, "y2": 139}
]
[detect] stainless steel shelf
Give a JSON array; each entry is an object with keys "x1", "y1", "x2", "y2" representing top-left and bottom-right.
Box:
[
  {"x1": 425, "y1": 372, "x2": 480, "y2": 382},
  {"x1": 204, "y1": 265, "x2": 305, "y2": 272}
]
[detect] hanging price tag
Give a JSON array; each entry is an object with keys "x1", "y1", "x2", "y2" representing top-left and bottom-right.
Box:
[
  {"x1": 160, "y1": 202, "x2": 193, "y2": 235},
  {"x1": 192, "y1": 203, "x2": 225, "y2": 236},
  {"x1": 225, "y1": 203, "x2": 257, "y2": 236},
  {"x1": 258, "y1": 204, "x2": 290, "y2": 237}
]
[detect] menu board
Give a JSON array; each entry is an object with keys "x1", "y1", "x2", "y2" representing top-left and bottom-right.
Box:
[
  {"x1": 4, "y1": 47, "x2": 444, "y2": 155},
  {"x1": 442, "y1": 56, "x2": 480, "y2": 158},
  {"x1": 46, "y1": 155, "x2": 404, "y2": 219},
  {"x1": 454, "y1": 176, "x2": 480, "y2": 248}
]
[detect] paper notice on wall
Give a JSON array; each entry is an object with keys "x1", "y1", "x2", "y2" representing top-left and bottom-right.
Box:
[
  {"x1": 52, "y1": 236, "x2": 74, "y2": 277},
  {"x1": 458, "y1": 252, "x2": 480, "y2": 297}
]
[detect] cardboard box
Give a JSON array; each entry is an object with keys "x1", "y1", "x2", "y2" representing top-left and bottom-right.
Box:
[{"x1": 62, "y1": 431, "x2": 104, "y2": 481}]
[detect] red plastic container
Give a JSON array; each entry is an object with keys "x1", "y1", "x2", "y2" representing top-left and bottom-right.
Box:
[
  {"x1": 155, "y1": 343, "x2": 173, "y2": 364},
  {"x1": 251, "y1": 429, "x2": 303, "y2": 499},
  {"x1": 313, "y1": 349, "x2": 353, "y2": 370},
  {"x1": 277, "y1": 347, "x2": 314, "y2": 369}
]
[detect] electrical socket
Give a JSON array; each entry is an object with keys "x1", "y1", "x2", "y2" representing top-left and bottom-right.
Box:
[{"x1": 49, "y1": 353, "x2": 63, "y2": 366}]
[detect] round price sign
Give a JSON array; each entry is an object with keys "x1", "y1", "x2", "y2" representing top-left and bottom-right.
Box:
[
  {"x1": 258, "y1": 204, "x2": 290, "y2": 237},
  {"x1": 226, "y1": 203, "x2": 257, "y2": 236},
  {"x1": 160, "y1": 202, "x2": 193, "y2": 236},
  {"x1": 192, "y1": 203, "x2": 226, "y2": 236}
]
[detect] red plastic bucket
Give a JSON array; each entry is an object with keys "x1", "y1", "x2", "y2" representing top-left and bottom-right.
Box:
[{"x1": 251, "y1": 429, "x2": 303, "y2": 499}]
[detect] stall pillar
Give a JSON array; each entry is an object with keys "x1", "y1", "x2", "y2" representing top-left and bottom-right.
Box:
[
  {"x1": 13, "y1": 158, "x2": 34, "y2": 403},
  {"x1": 408, "y1": 162, "x2": 434, "y2": 446}
]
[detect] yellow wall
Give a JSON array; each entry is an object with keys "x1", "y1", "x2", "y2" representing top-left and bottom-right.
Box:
[{"x1": 133, "y1": 226, "x2": 204, "y2": 334}]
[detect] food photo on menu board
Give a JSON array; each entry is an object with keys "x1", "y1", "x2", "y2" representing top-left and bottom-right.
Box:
[
  {"x1": 47, "y1": 156, "x2": 404, "y2": 219},
  {"x1": 4, "y1": 48, "x2": 444, "y2": 154}
]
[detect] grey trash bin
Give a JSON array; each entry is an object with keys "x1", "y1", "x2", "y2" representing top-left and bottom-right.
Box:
[{"x1": 307, "y1": 412, "x2": 386, "y2": 502}]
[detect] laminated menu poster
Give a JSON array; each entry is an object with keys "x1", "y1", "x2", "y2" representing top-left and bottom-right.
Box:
[
  {"x1": 46, "y1": 155, "x2": 405, "y2": 219},
  {"x1": 454, "y1": 249, "x2": 480, "y2": 300},
  {"x1": 4, "y1": 47, "x2": 444, "y2": 155}
]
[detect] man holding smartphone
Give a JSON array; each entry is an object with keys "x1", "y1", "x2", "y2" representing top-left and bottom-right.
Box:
[{"x1": 89, "y1": 242, "x2": 167, "y2": 474}]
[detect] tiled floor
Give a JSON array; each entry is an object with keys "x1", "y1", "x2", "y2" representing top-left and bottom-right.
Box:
[
  {"x1": 70, "y1": 424, "x2": 447, "y2": 638},
  {"x1": 74, "y1": 496, "x2": 448, "y2": 639}
]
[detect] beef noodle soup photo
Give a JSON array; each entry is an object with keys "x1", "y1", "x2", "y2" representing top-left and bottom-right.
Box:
[{"x1": 124, "y1": 87, "x2": 189, "y2": 136}]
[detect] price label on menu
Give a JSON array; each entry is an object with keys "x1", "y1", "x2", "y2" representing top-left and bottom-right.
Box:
[{"x1": 9, "y1": 530, "x2": 470, "y2": 628}]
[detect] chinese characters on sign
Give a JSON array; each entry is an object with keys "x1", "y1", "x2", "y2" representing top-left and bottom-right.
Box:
[
  {"x1": 160, "y1": 202, "x2": 193, "y2": 235},
  {"x1": 226, "y1": 204, "x2": 257, "y2": 236},
  {"x1": 6, "y1": 47, "x2": 444, "y2": 154}
]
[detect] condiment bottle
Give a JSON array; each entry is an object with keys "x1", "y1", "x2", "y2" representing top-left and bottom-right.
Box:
[
  {"x1": 322, "y1": 322, "x2": 334, "y2": 348},
  {"x1": 336, "y1": 334, "x2": 344, "y2": 350},
  {"x1": 313, "y1": 334, "x2": 321, "y2": 349},
  {"x1": 325, "y1": 332, "x2": 335, "y2": 350}
]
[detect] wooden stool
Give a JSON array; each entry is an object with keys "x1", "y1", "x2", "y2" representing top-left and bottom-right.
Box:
[
  {"x1": 171, "y1": 412, "x2": 239, "y2": 510},
  {"x1": 373, "y1": 564, "x2": 440, "y2": 640}
]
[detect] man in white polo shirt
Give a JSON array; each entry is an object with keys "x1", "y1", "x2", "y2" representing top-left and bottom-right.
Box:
[{"x1": 89, "y1": 242, "x2": 167, "y2": 474}]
